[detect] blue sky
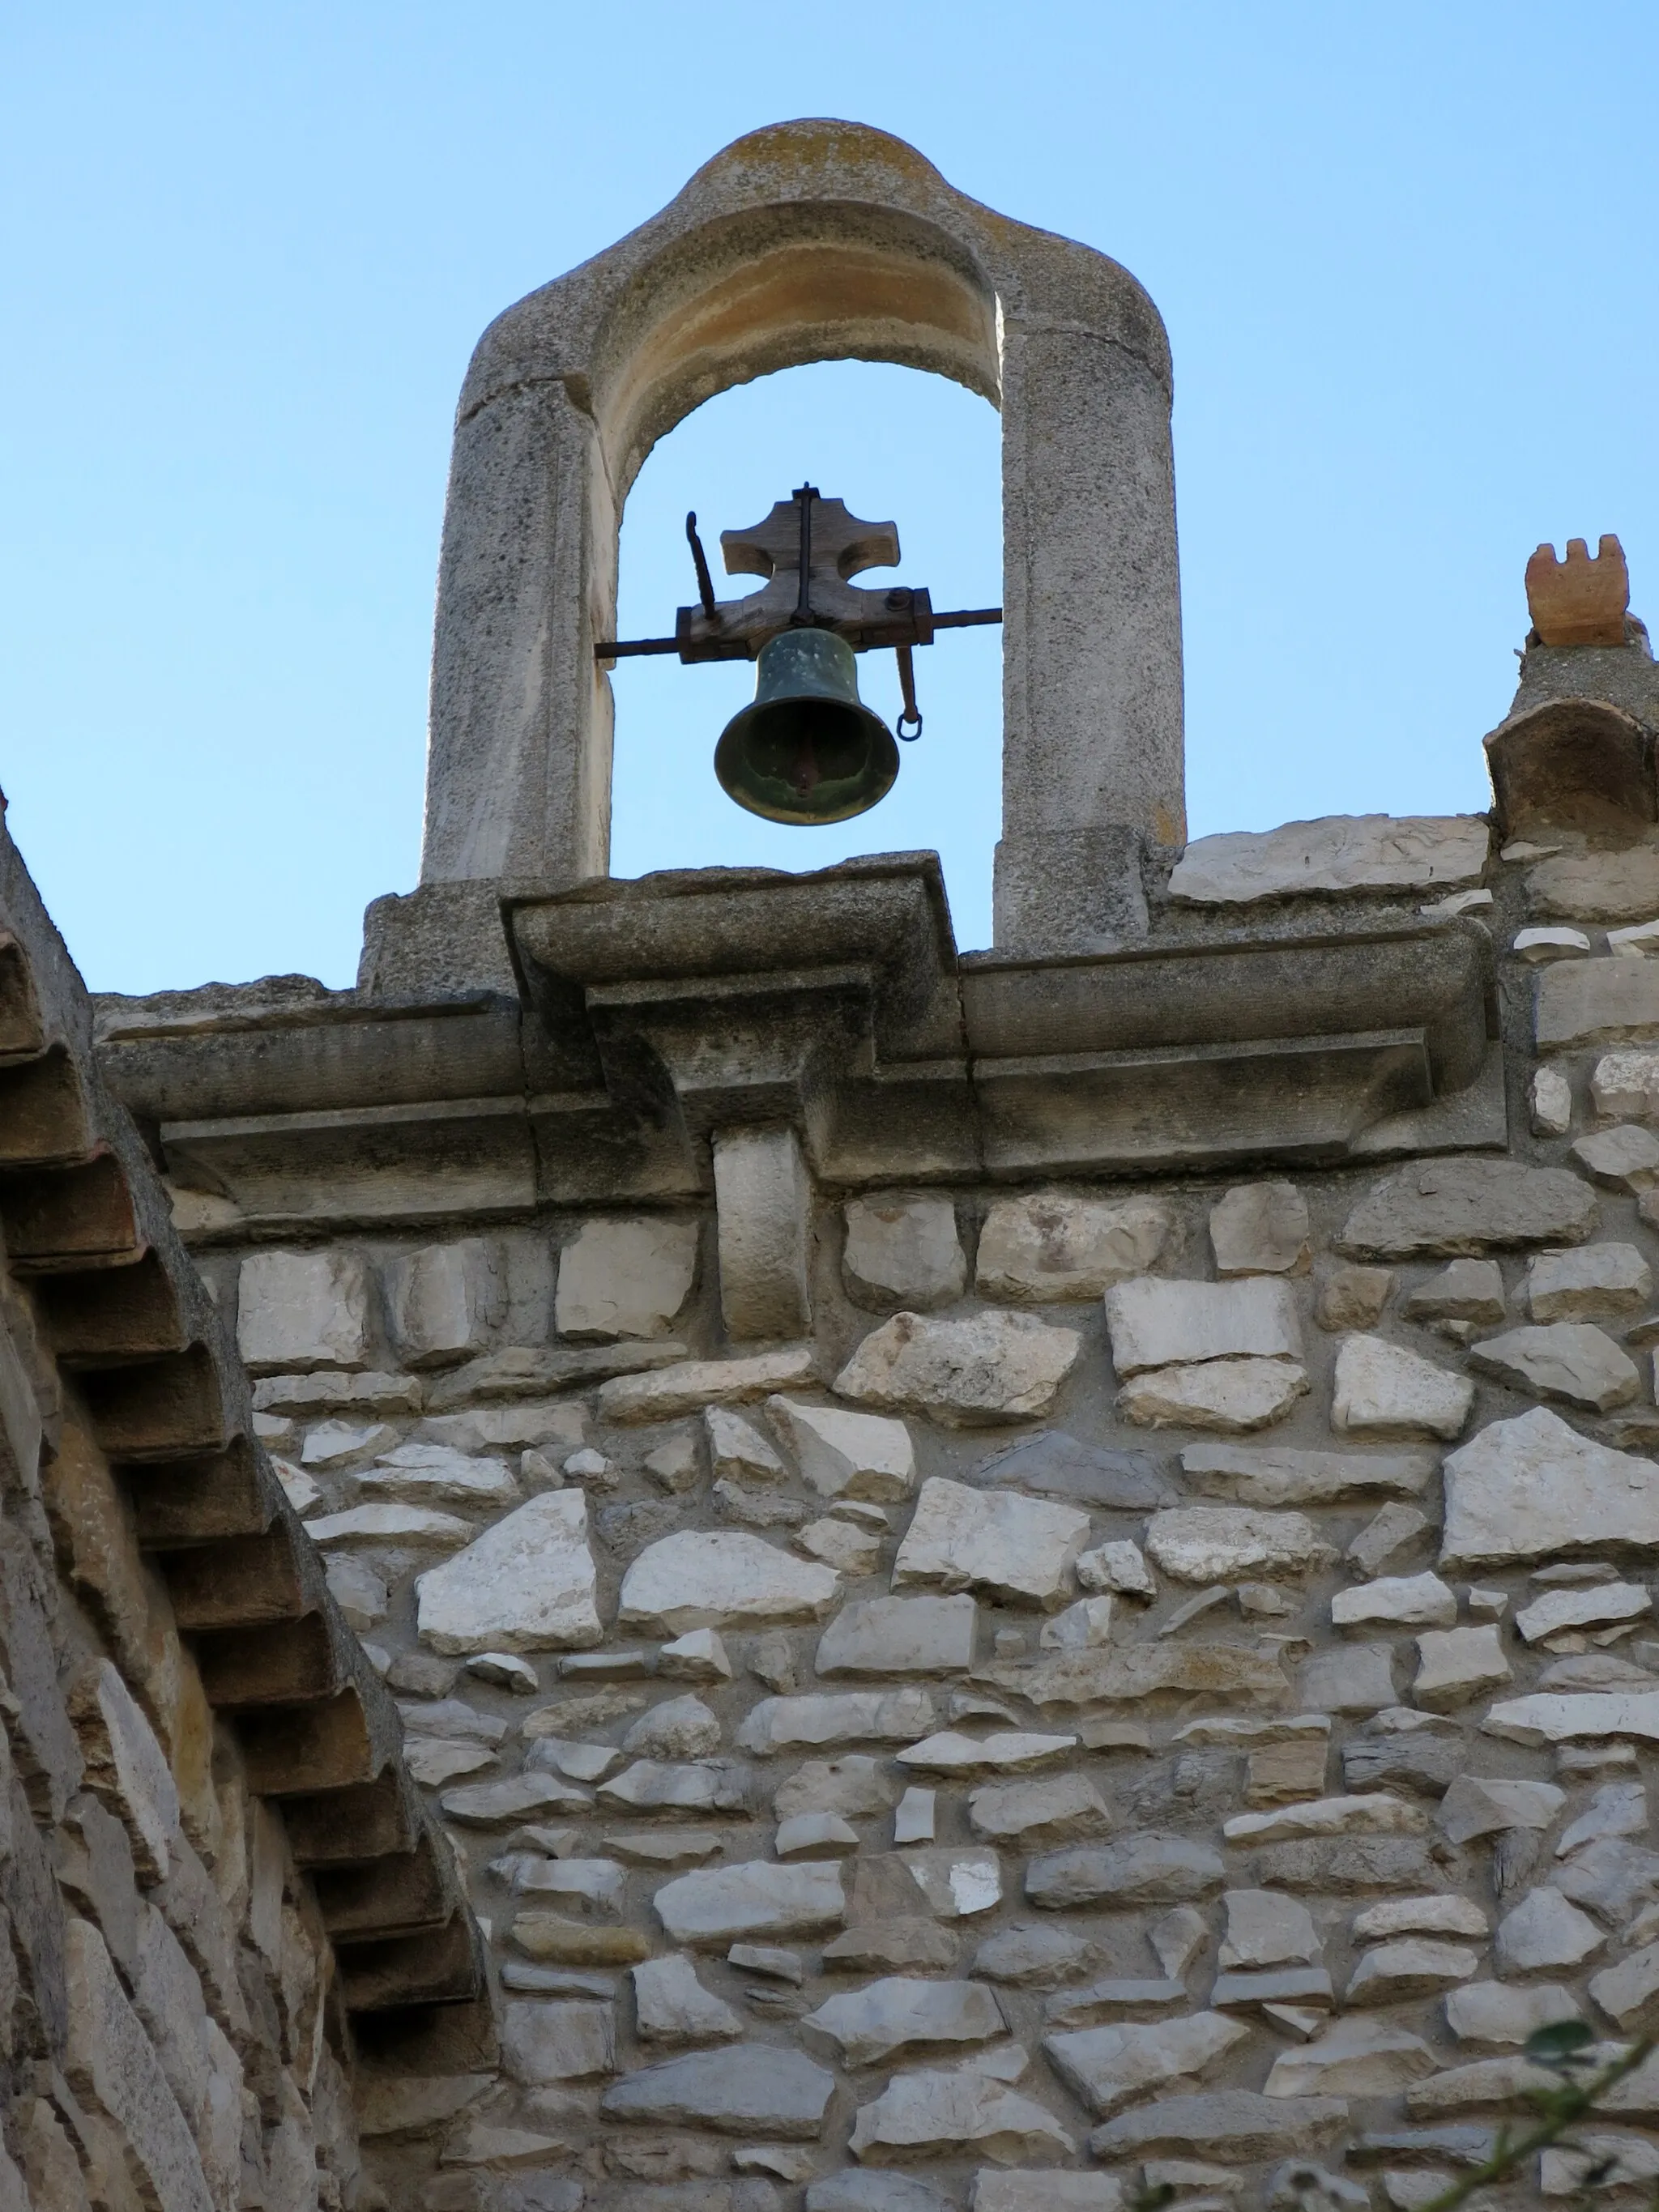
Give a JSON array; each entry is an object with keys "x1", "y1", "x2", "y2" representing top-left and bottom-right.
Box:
[{"x1": 2, "y1": 5, "x2": 1656, "y2": 989}]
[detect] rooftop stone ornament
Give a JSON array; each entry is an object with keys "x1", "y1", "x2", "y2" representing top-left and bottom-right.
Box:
[
  {"x1": 595, "y1": 482, "x2": 1003, "y2": 824},
  {"x1": 1525, "y1": 531, "x2": 1631, "y2": 646}
]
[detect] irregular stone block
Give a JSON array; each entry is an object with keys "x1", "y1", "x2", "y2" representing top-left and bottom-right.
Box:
[
  {"x1": 62, "y1": 1917, "x2": 213, "y2": 2212},
  {"x1": 420, "y1": 1400, "x2": 586, "y2": 1452},
  {"x1": 555, "y1": 1217, "x2": 699, "y2": 1341},
  {"x1": 737, "y1": 1690, "x2": 935, "y2": 1756},
  {"x1": 1089, "y1": 2089, "x2": 1349, "y2": 2163},
  {"x1": 1402, "y1": 1259, "x2": 1507, "y2": 1324},
  {"x1": 309, "y1": 1501, "x2": 475, "y2": 1548},
  {"x1": 383, "y1": 1238, "x2": 501, "y2": 1367},
  {"x1": 1026, "y1": 1833, "x2": 1224, "y2": 1909},
  {"x1": 441, "y1": 1774, "x2": 593, "y2": 1826},
  {"x1": 1338, "y1": 1158, "x2": 1597, "y2": 1259},
  {"x1": 358, "y1": 1441, "x2": 518, "y2": 1505},
  {"x1": 1483, "y1": 1689, "x2": 1659, "y2": 1748},
  {"x1": 1572, "y1": 1123, "x2": 1659, "y2": 1191},
  {"x1": 1265, "y1": 2017, "x2": 1439, "y2": 2097},
  {"x1": 416, "y1": 1489, "x2": 599, "y2": 1652},
  {"x1": 808, "y1": 2177, "x2": 953, "y2": 2212},
  {"x1": 1516, "y1": 1581, "x2": 1651, "y2": 1644},
  {"x1": 1346, "y1": 1502, "x2": 1431, "y2": 1579},
  {"x1": 714, "y1": 1127, "x2": 811, "y2": 1340},
  {"x1": 1345, "y1": 1938, "x2": 1478, "y2": 2005},
  {"x1": 510, "y1": 1912, "x2": 650, "y2": 1965},
  {"x1": 1495, "y1": 1886, "x2": 1602, "y2": 1972},
  {"x1": 798, "y1": 1518, "x2": 880, "y2": 1577},
  {"x1": 1332, "y1": 1573, "x2": 1457, "y2": 1630},
  {"x1": 1352, "y1": 1893, "x2": 1486, "y2": 1941},
  {"x1": 502, "y1": 1997, "x2": 616, "y2": 2082},
  {"x1": 598, "y1": 1761, "x2": 753, "y2": 1817},
  {"x1": 655, "y1": 1860, "x2": 845, "y2": 1946},
  {"x1": 1437, "y1": 1773, "x2": 1564, "y2": 1843},
  {"x1": 1045, "y1": 2010, "x2": 1247, "y2": 2116},
  {"x1": 968, "y1": 1774, "x2": 1110, "y2": 1846},
  {"x1": 70, "y1": 1660, "x2": 180, "y2": 1882},
  {"x1": 973, "y1": 1924, "x2": 1094, "y2": 1987},
  {"x1": 1169, "y1": 814, "x2": 1488, "y2": 903},
  {"x1": 1533, "y1": 1062, "x2": 1576, "y2": 1137},
  {"x1": 1529, "y1": 846, "x2": 1659, "y2": 922},
  {"x1": 850, "y1": 2065, "x2": 1075, "y2": 2165},
  {"x1": 822, "y1": 1920, "x2": 957, "y2": 1974},
  {"x1": 1220, "y1": 1889, "x2": 1320, "y2": 1969},
  {"x1": 1105, "y1": 1276, "x2": 1302, "y2": 1372},
  {"x1": 842, "y1": 1195, "x2": 966, "y2": 1311},
  {"x1": 975, "y1": 1431, "x2": 1171, "y2": 1510},
  {"x1": 803, "y1": 1975, "x2": 1004, "y2": 2066},
  {"x1": 979, "y1": 1640, "x2": 1289, "y2": 1709},
  {"x1": 977, "y1": 1193, "x2": 1170, "y2": 1302},
  {"x1": 1120, "y1": 1357, "x2": 1308, "y2": 1431},
  {"x1": 1537, "y1": 957, "x2": 1659, "y2": 1049},
  {"x1": 835, "y1": 1310, "x2": 1081, "y2": 1426},
  {"x1": 1590, "y1": 1941, "x2": 1659, "y2": 2029},
  {"x1": 1209, "y1": 1182, "x2": 1310, "y2": 1277},
  {"x1": 971, "y1": 2176, "x2": 1123, "y2": 2212},
  {"x1": 1300, "y1": 1643, "x2": 1397, "y2": 1714},
  {"x1": 1468, "y1": 1323, "x2": 1640, "y2": 1413},
  {"x1": 1182, "y1": 1441, "x2": 1434, "y2": 1507},
  {"x1": 599, "y1": 1347, "x2": 822, "y2": 1431},
  {"x1": 1441, "y1": 1407, "x2": 1659, "y2": 1568},
  {"x1": 1226, "y1": 1795, "x2": 1425, "y2": 1845},
  {"x1": 1444, "y1": 1980, "x2": 1580, "y2": 2044},
  {"x1": 620, "y1": 1530, "x2": 839, "y2": 1634},
  {"x1": 1559, "y1": 1780, "x2": 1648, "y2": 1856},
  {"x1": 1315, "y1": 1264, "x2": 1393, "y2": 1331},
  {"x1": 603, "y1": 2045, "x2": 834, "y2": 2136},
  {"x1": 1076, "y1": 1539, "x2": 1157, "y2": 1597},
  {"x1": 237, "y1": 1248, "x2": 369, "y2": 1373},
  {"x1": 1332, "y1": 1335, "x2": 1473, "y2": 1440},
  {"x1": 1593, "y1": 1048, "x2": 1659, "y2": 1122},
  {"x1": 768, "y1": 1399, "x2": 915, "y2": 1499},
  {"x1": 625, "y1": 1696, "x2": 723, "y2": 1761},
  {"x1": 1145, "y1": 1507, "x2": 1337, "y2": 1583},
  {"x1": 816, "y1": 1595, "x2": 976, "y2": 1677},
  {"x1": 1529, "y1": 1243, "x2": 1653, "y2": 1325},
  {"x1": 892, "y1": 1477, "x2": 1088, "y2": 1609},
  {"x1": 631, "y1": 1954, "x2": 742, "y2": 2044},
  {"x1": 898, "y1": 1729, "x2": 1075, "y2": 1777}
]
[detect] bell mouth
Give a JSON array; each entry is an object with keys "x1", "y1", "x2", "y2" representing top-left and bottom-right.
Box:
[{"x1": 714, "y1": 631, "x2": 900, "y2": 825}]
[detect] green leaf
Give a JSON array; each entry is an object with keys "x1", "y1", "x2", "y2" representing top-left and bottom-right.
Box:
[{"x1": 1525, "y1": 2019, "x2": 1596, "y2": 2068}]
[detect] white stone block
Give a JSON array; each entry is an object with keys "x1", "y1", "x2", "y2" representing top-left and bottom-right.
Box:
[
  {"x1": 713, "y1": 1127, "x2": 811, "y2": 1340},
  {"x1": 1104, "y1": 1276, "x2": 1302, "y2": 1375},
  {"x1": 416, "y1": 1490, "x2": 600, "y2": 1653},
  {"x1": 767, "y1": 1396, "x2": 915, "y2": 1498},
  {"x1": 1331, "y1": 1334, "x2": 1473, "y2": 1440},
  {"x1": 976, "y1": 1192, "x2": 1170, "y2": 1301},
  {"x1": 1169, "y1": 814, "x2": 1489, "y2": 904},
  {"x1": 237, "y1": 1249, "x2": 369, "y2": 1374},
  {"x1": 554, "y1": 1217, "x2": 698, "y2": 1341},
  {"x1": 842, "y1": 1193, "x2": 966, "y2": 1309},
  {"x1": 382, "y1": 1238, "x2": 500, "y2": 1367},
  {"x1": 1209, "y1": 1182, "x2": 1310, "y2": 1276}
]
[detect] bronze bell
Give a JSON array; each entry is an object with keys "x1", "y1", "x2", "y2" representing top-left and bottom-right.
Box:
[{"x1": 714, "y1": 629, "x2": 899, "y2": 825}]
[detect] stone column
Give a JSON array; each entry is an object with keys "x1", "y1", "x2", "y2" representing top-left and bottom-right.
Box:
[{"x1": 712, "y1": 1127, "x2": 812, "y2": 1342}]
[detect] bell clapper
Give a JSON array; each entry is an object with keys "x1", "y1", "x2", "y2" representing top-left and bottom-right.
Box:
[{"x1": 595, "y1": 481, "x2": 1001, "y2": 820}]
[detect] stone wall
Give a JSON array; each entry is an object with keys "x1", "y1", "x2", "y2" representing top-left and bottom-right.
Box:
[
  {"x1": 91, "y1": 684, "x2": 1659, "y2": 2208},
  {"x1": 0, "y1": 822, "x2": 478, "y2": 2212}
]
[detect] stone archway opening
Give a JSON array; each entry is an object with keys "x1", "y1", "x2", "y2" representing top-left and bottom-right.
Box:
[{"x1": 607, "y1": 355, "x2": 1004, "y2": 947}]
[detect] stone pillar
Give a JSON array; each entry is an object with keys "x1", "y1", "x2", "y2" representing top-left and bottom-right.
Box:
[{"x1": 712, "y1": 1127, "x2": 812, "y2": 1342}]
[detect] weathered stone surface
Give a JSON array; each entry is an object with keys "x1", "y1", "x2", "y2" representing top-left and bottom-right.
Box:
[
  {"x1": 1483, "y1": 1689, "x2": 1659, "y2": 1748},
  {"x1": 1226, "y1": 1795, "x2": 1425, "y2": 1846},
  {"x1": 1347, "y1": 1504, "x2": 1431, "y2": 1579},
  {"x1": 1589, "y1": 1942, "x2": 1659, "y2": 2028},
  {"x1": 555, "y1": 1218, "x2": 698, "y2": 1341},
  {"x1": 803, "y1": 1976, "x2": 1004, "y2": 2066},
  {"x1": 817, "y1": 1596, "x2": 976, "y2": 1677},
  {"x1": 1559, "y1": 1781, "x2": 1648, "y2": 1856},
  {"x1": 1301, "y1": 1643, "x2": 1397, "y2": 1713},
  {"x1": 1182, "y1": 1441, "x2": 1434, "y2": 1507},
  {"x1": 1210, "y1": 1182, "x2": 1311, "y2": 1277},
  {"x1": 1089, "y1": 2090, "x2": 1349, "y2": 2163},
  {"x1": 976, "y1": 1432, "x2": 1170, "y2": 1511},
  {"x1": 1332, "y1": 1573, "x2": 1456, "y2": 1630},
  {"x1": 850, "y1": 2065, "x2": 1075, "y2": 2166},
  {"x1": 1529, "y1": 846, "x2": 1659, "y2": 921},
  {"x1": 808, "y1": 2178, "x2": 953, "y2": 2212},
  {"x1": 1145, "y1": 1507, "x2": 1337, "y2": 1583},
  {"x1": 1219, "y1": 1889, "x2": 1320, "y2": 1969},
  {"x1": 598, "y1": 1761, "x2": 753, "y2": 1816},
  {"x1": 1572, "y1": 1123, "x2": 1659, "y2": 1191},
  {"x1": 1438, "y1": 1774, "x2": 1564, "y2": 1843},
  {"x1": 1495, "y1": 1886, "x2": 1603, "y2": 1972},
  {"x1": 1593, "y1": 1048, "x2": 1659, "y2": 1122},
  {"x1": 301, "y1": 1418, "x2": 391, "y2": 1469},
  {"x1": 1345, "y1": 1938, "x2": 1478, "y2": 2004},
  {"x1": 897, "y1": 1729, "x2": 1074, "y2": 1776},
  {"x1": 358, "y1": 1441, "x2": 518, "y2": 1505},
  {"x1": 1106, "y1": 1276, "x2": 1302, "y2": 1372},
  {"x1": 822, "y1": 1921, "x2": 958, "y2": 1973},
  {"x1": 1265, "y1": 2017, "x2": 1439, "y2": 2097},
  {"x1": 1412, "y1": 1626, "x2": 1512, "y2": 1708},
  {"x1": 1076, "y1": 1539, "x2": 1157, "y2": 1597},
  {"x1": 619, "y1": 1530, "x2": 839, "y2": 1634},
  {"x1": 310, "y1": 1500, "x2": 476, "y2": 1548},
  {"x1": 603, "y1": 2045, "x2": 834, "y2": 2136},
  {"x1": 655, "y1": 1860, "x2": 845, "y2": 1946},
  {"x1": 1339, "y1": 1159, "x2": 1597, "y2": 1259},
  {"x1": 971, "y1": 2176, "x2": 1123, "y2": 2212},
  {"x1": 62, "y1": 1918, "x2": 213, "y2": 2212},
  {"x1": 237, "y1": 1248, "x2": 369, "y2": 1373},
  {"x1": 421, "y1": 1400, "x2": 587, "y2": 1452},
  {"x1": 600, "y1": 1347, "x2": 818, "y2": 1424},
  {"x1": 1533, "y1": 1061, "x2": 1576, "y2": 1138},
  {"x1": 768, "y1": 1400, "x2": 915, "y2": 1500},
  {"x1": 1119, "y1": 1357, "x2": 1310, "y2": 1431},
  {"x1": 1441, "y1": 1408, "x2": 1659, "y2": 1568},
  {"x1": 736, "y1": 1690, "x2": 936, "y2": 1757},
  {"x1": 1528, "y1": 1243, "x2": 1653, "y2": 1321},
  {"x1": 852, "y1": 1847, "x2": 1003, "y2": 1922},
  {"x1": 1046, "y1": 2010, "x2": 1247, "y2": 2116},
  {"x1": 1516, "y1": 1581, "x2": 1652, "y2": 1643},
  {"x1": 625, "y1": 1696, "x2": 722, "y2": 1761},
  {"x1": 774, "y1": 1757, "x2": 897, "y2": 1822},
  {"x1": 842, "y1": 1195, "x2": 966, "y2": 1312},
  {"x1": 1404, "y1": 1259, "x2": 1507, "y2": 1325},
  {"x1": 778, "y1": 1809, "x2": 860, "y2": 1857},
  {"x1": 1169, "y1": 814, "x2": 1488, "y2": 903},
  {"x1": 797, "y1": 1516, "x2": 884, "y2": 1575},
  {"x1": 835, "y1": 1311, "x2": 1081, "y2": 1426},
  {"x1": 974, "y1": 1924, "x2": 1095, "y2": 1987},
  {"x1": 71, "y1": 1660, "x2": 180, "y2": 1881},
  {"x1": 441, "y1": 1773, "x2": 593, "y2": 1825},
  {"x1": 1445, "y1": 1980, "x2": 1580, "y2": 2044},
  {"x1": 706, "y1": 1406, "x2": 786, "y2": 1485},
  {"x1": 1538, "y1": 956, "x2": 1659, "y2": 1049},
  {"x1": 1350, "y1": 1894, "x2": 1486, "y2": 1945},
  {"x1": 979, "y1": 1641, "x2": 1289, "y2": 1710},
  {"x1": 416, "y1": 1489, "x2": 599, "y2": 1652},
  {"x1": 383, "y1": 1238, "x2": 500, "y2": 1367},
  {"x1": 1027, "y1": 1834, "x2": 1224, "y2": 1910},
  {"x1": 1039, "y1": 1596, "x2": 1115, "y2": 1650},
  {"x1": 502, "y1": 1997, "x2": 616, "y2": 2082},
  {"x1": 631, "y1": 1953, "x2": 743, "y2": 2044},
  {"x1": 977, "y1": 1193, "x2": 1170, "y2": 1302},
  {"x1": 892, "y1": 1478, "x2": 1088, "y2": 1609},
  {"x1": 1468, "y1": 1323, "x2": 1640, "y2": 1413},
  {"x1": 969, "y1": 1775, "x2": 1111, "y2": 1846},
  {"x1": 1332, "y1": 1335, "x2": 1473, "y2": 1440},
  {"x1": 407, "y1": 1737, "x2": 493, "y2": 1786}
]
